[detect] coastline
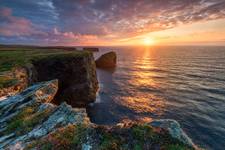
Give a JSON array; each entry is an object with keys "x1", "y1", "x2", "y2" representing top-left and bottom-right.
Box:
[{"x1": 0, "y1": 45, "x2": 199, "y2": 149}]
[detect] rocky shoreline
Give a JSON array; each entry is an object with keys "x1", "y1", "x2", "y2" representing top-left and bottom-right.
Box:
[
  {"x1": 0, "y1": 47, "x2": 200, "y2": 150},
  {"x1": 0, "y1": 80, "x2": 197, "y2": 150}
]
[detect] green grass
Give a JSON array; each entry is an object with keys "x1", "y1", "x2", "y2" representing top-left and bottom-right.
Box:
[
  {"x1": 0, "y1": 45, "x2": 91, "y2": 90},
  {"x1": 99, "y1": 132, "x2": 121, "y2": 150},
  {"x1": 131, "y1": 124, "x2": 155, "y2": 141},
  {"x1": 0, "y1": 45, "x2": 89, "y2": 72},
  {"x1": 25, "y1": 124, "x2": 89, "y2": 150},
  {"x1": 24, "y1": 123, "x2": 194, "y2": 150},
  {"x1": 5, "y1": 104, "x2": 53, "y2": 136},
  {"x1": 126, "y1": 124, "x2": 193, "y2": 150}
]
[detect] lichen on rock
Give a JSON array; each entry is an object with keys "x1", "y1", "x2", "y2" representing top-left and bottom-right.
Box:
[
  {"x1": 150, "y1": 119, "x2": 196, "y2": 148},
  {"x1": 0, "y1": 80, "x2": 90, "y2": 149}
]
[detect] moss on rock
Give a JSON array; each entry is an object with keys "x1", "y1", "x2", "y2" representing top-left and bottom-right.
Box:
[
  {"x1": 5, "y1": 104, "x2": 53, "y2": 136},
  {"x1": 26, "y1": 124, "x2": 89, "y2": 150},
  {"x1": 27, "y1": 123, "x2": 194, "y2": 150}
]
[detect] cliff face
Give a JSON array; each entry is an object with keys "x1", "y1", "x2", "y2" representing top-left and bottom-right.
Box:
[
  {"x1": 0, "y1": 51, "x2": 99, "y2": 107},
  {"x1": 0, "y1": 80, "x2": 196, "y2": 150},
  {"x1": 31, "y1": 52, "x2": 98, "y2": 107}
]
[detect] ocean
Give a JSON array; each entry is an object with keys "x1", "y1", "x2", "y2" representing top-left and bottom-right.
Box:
[{"x1": 87, "y1": 46, "x2": 225, "y2": 150}]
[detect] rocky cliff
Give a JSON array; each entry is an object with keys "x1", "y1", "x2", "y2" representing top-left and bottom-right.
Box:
[
  {"x1": 95, "y1": 51, "x2": 117, "y2": 68},
  {"x1": 0, "y1": 80, "x2": 198, "y2": 150},
  {"x1": 31, "y1": 52, "x2": 98, "y2": 107},
  {"x1": 0, "y1": 51, "x2": 98, "y2": 107}
]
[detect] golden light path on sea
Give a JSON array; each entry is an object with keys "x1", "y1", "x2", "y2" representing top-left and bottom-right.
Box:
[{"x1": 114, "y1": 47, "x2": 166, "y2": 122}]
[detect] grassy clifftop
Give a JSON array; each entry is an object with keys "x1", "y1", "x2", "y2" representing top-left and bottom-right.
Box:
[
  {"x1": 0, "y1": 45, "x2": 90, "y2": 90},
  {"x1": 0, "y1": 45, "x2": 89, "y2": 72}
]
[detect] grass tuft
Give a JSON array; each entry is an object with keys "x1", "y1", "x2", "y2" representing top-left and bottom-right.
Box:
[
  {"x1": 5, "y1": 105, "x2": 52, "y2": 136},
  {"x1": 25, "y1": 124, "x2": 89, "y2": 150}
]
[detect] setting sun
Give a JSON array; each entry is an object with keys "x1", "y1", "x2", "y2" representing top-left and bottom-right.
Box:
[
  {"x1": 143, "y1": 38, "x2": 155, "y2": 46},
  {"x1": 1, "y1": 1, "x2": 225, "y2": 149}
]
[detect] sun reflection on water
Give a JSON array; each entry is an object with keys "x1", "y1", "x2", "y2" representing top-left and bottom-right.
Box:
[{"x1": 114, "y1": 47, "x2": 166, "y2": 117}]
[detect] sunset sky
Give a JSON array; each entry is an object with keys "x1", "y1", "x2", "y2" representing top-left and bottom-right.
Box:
[{"x1": 0, "y1": 0, "x2": 225, "y2": 46}]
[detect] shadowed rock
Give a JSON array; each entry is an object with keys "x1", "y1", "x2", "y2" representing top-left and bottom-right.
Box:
[
  {"x1": 31, "y1": 52, "x2": 98, "y2": 107},
  {"x1": 95, "y1": 51, "x2": 117, "y2": 68}
]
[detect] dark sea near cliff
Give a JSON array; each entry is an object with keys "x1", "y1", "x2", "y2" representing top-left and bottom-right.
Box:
[{"x1": 87, "y1": 46, "x2": 225, "y2": 150}]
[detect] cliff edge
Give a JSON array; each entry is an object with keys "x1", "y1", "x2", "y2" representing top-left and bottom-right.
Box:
[
  {"x1": 0, "y1": 48, "x2": 98, "y2": 107},
  {"x1": 0, "y1": 80, "x2": 197, "y2": 150}
]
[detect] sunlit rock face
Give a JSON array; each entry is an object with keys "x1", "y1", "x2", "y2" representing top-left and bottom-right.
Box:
[
  {"x1": 0, "y1": 67, "x2": 29, "y2": 97},
  {"x1": 31, "y1": 52, "x2": 98, "y2": 107},
  {"x1": 95, "y1": 51, "x2": 117, "y2": 68},
  {"x1": 0, "y1": 80, "x2": 89, "y2": 149}
]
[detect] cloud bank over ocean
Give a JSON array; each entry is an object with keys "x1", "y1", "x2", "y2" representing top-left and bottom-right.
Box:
[{"x1": 0, "y1": 0, "x2": 225, "y2": 45}]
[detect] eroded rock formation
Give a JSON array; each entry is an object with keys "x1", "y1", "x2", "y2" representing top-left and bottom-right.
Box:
[
  {"x1": 95, "y1": 51, "x2": 117, "y2": 68},
  {"x1": 31, "y1": 53, "x2": 98, "y2": 107},
  {"x1": 0, "y1": 51, "x2": 99, "y2": 107}
]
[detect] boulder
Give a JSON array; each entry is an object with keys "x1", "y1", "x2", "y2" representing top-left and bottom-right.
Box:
[
  {"x1": 31, "y1": 52, "x2": 99, "y2": 107},
  {"x1": 95, "y1": 51, "x2": 117, "y2": 68},
  {"x1": 150, "y1": 119, "x2": 197, "y2": 148}
]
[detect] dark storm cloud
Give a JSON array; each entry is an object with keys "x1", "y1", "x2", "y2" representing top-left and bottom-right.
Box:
[{"x1": 0, "y1": 0, "x2": 225, "y2": 45}]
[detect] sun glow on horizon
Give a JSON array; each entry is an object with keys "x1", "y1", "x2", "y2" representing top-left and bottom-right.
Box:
[{"x1": 143, "y1": 38, "x2": 155, "y2": 46}]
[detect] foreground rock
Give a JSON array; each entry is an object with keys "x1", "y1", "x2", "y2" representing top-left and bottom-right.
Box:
[
  {"x1": 150, "y1": 119, "x2": 196, "y2": 148},
  {"x1": 83, "y1": 47, "x2": 99, "y2": 52},
  {"x1": 0, "y1": 67, "x2": 29, "y2": 97},
  {"x1": 95, "y1": 51, "x2": 117, "y2": 68},
  {"x1": 0, "y1": 80, "x2": 198, "y2": 150},
  {"x1": 0, "y1": 80, "x2": 89, "y2": 149}
]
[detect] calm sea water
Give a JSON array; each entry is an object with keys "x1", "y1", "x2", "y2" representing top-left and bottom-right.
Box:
[{"x1": 87, "y1": 46, "x2": 225, "y2": 150}]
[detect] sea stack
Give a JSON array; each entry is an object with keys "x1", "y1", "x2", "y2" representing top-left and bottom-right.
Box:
[{"x1": 95, "y1": 51, "x2": 117, "y2": 68}]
